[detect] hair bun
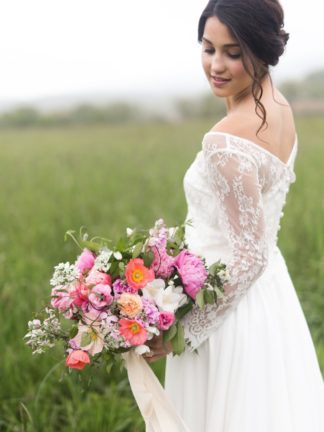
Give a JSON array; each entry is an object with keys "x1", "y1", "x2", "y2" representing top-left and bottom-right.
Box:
[{"x1": 279, "y1": 29, "x2": 289, "y2": 46}]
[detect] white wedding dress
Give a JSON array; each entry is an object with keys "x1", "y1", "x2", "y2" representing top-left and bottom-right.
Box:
[{"x1": 164, "y1": 131, "x2": 324, "y2": 432}]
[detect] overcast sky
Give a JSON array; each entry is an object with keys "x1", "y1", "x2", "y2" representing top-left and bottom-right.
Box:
[{"x1": 0, "y1": 0, "x2": 322, "y2": 104}]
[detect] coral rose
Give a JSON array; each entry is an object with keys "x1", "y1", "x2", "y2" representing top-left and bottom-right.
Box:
[
  {"x1": 66, "y1": 350, "x2": 90, "y2": 370},
  {"x1": 119, "y1": 319, "x2": 148, "y2": 346},
  {"x1": 118, "y1": 293, "x2": 143, "y2": 318},
  {"x1": 174, "y1": 250, "x2": 208, "y2": 299},
  {"x1": 125, "y1": 258, "x2": 154, "y2": 290}
]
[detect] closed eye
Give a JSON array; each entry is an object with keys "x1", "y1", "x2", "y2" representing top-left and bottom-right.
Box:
[{"x1": 203, "y1": 48, "x2": 241, "y2": 59}]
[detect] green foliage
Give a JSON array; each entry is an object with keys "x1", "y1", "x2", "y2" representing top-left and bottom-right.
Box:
[{"x1": 0, "y1": 118, "x2": 323, "y2": 430}]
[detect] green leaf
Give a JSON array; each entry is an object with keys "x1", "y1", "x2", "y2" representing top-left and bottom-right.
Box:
[
  {"x1": 171, "y1": 322, "x2": 186, "y2": 355},
  {"x1": 80, "y1": 240, "x2": 101, "y2": 252},
  {"x1": 69, "y1": 325, "x2": 78, "y2": 339},
  {"x1": 175, "y1": 301, "x2": 193, "y2": 320},
  {"x1": 80, "y1": 332, "x2": 92, "y2": 347},
  {"x1": 204, "y1": 290, "x2": 216, "y2": 305},
  {"x1": 116, "y1": 236, "x2": 128, "y2": 252},
  {"x1": 214, "y1": 285, "x2": 225, "y2": 299},
  {"x1": 163, "y1": 324, "x2": 177, "y2": 342},
  {"x1": 196, "y1": 290, "x2": 205, "y2": 308},
  {"x1": 132, "y1": 242, "x2": 143, "y2": 258},
  {"x1": 106, "y1": 361, "x2": 113, "y2": 375},
  {"x1": 143, "y1": 250, "x2": 155, "y2": 267}
]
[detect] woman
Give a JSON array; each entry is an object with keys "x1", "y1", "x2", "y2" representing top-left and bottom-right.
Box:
[{"x1": 144, "y1": 0, "x2": 324, "y2": 430}]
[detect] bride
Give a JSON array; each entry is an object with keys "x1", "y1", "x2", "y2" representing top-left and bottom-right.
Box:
[{"x1": 143, "y1": 0, "x2": 324, "y2": 430}]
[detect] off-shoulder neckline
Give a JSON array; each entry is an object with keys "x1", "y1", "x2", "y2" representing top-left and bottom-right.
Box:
[{"x1": 203, "y1": 131, "x2": 298, "y2": 169}]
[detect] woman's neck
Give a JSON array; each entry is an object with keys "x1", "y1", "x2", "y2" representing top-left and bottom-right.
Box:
[{"x1": 225, "y1": 74, "x2": 271, "y2": 114}]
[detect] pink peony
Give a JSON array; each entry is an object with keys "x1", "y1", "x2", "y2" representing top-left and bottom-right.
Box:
[
  {"x1": 85, "y1": 269, "x2": 112, "y2": 287},
  {"x1": 66, "y1": 350, "x2": 90, "y2": 369},
  {"x1": 75, "y1": 249, "x2": 95, "y2": 273},
  {"x1": 88, "y1": 284, "x2": 113, "y2": 309},
  {"x1": 158, "y1": 311, "x2": 175, "y2": 330},
  {"x1": 174, "y1": 250, "x2": 208, "y2": 299},
  {"x1": 149, "y1": 246, "x2": 175, "y2": 279}
]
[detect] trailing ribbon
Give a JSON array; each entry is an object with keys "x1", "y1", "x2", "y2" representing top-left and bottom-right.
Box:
[{"x1": 122, "y1": 351, "x2": 191, "y2": 432}]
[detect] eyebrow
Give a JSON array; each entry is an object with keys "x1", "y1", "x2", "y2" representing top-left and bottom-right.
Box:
[{"x1": 202, "y1": 37, "x2": 239, "y2": 48}]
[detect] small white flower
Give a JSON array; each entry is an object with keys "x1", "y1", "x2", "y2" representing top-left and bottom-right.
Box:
[
  {"x1": 134, "y1": 344, "x2": 151, "y2": 355},
  {"x1": 126, "y1": 227, "x2": 134, "y2": 237},
  {"x1": 218, "y1": 269, "x2": 230, "y2": 283},
  {"x1": 147, "y1": 326, "x2": 160, "y2": 336},
  {"x1": 168, "y1": 227, "x2": 176, "y2": 238},
  {"x1": 142, "y1": 279, "x2": 165, "y2": 301},
  {"x1": 94, "y1": 249, "x2": 112, "y2": 272},
  {"x1": 50, "y1": 262, "x2": 80, "y2": 287},
  {"x1": 113, "y1": 251, "x2": 123, "y2": 260}
]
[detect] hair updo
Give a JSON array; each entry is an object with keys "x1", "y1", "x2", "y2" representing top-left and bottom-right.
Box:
[{"x1": 198, "y1": 0, "x2": 289, "y2": 134}]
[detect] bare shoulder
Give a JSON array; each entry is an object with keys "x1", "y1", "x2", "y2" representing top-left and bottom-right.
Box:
[
  {"x1": 209, "y1": 89, "x2": 296, "y2": 160},
  {"x1": 209, "y1": 113, "x2": 265, "y2": 144}
]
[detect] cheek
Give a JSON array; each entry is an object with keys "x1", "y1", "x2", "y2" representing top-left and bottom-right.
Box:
[
  {"x1": 201, "y1": 54, "x2": 211, "y2": 74},
  {"x1": 229, "y1": 61, "x2": 246, "y2": 78}
]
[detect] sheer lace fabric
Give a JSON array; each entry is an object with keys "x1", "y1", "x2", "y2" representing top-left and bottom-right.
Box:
[{"x1": 181, "y1": 132, "x2": 297, "y2": 351}]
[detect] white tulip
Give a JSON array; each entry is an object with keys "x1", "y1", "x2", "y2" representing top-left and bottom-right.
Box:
[
  {"x1": 142, "y1": 279, "x2": 165, "y2": 301},
  {"x1": 155, "y1": 285, "x2": 187, "y2": 313}
]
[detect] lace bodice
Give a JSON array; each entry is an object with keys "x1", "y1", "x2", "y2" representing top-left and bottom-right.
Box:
[{"x1": 181, "y1": 131, "x2": 298, "y2": 351}]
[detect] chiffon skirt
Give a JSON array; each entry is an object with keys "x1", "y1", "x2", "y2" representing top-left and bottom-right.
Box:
[{"x1": 164, "y1": 248, "x2": 324, "y2": 432}]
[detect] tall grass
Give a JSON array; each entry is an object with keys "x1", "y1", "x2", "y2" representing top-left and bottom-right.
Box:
[{"x1": 0, "y1": 117, "x2": 323, "y2": 431}]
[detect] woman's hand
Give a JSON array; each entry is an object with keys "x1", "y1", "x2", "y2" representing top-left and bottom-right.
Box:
[{"x1": 143, "y1": 332, "x2": 173, "y2": 363}]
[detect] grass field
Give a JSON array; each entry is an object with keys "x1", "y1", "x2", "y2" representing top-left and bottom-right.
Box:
[{"x1": 0, "y1": 117, "x2": 323, "y2": 431}]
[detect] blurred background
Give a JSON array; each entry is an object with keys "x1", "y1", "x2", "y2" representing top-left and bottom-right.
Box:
[{"x1": 0, "y1": 1, "x2": 323, "y2": 431}]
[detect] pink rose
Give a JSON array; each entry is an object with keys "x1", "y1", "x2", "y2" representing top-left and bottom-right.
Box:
[
  {"x1": 88, "y1": 284, "x2": 113, "y2": 309},
  {"x1": 174, "y1": 250, "x2": 208, "y2": 299},
  {"x1": 158, "y1": 311, "x2": 175, "y2": 330},
  {"x1": 85, "y1": 269, "x2": 112, "y2": 287},
  {"x1": 66, "y1": 350, "x2": 90, "y2": 370},
  {"x1": 75, "y1": 249, "x2": 95, "y2": 273}
]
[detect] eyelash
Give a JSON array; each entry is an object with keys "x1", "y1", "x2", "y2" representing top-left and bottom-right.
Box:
[{"x1": 203, "y1": 48, "x2": 241, "y2": 59}]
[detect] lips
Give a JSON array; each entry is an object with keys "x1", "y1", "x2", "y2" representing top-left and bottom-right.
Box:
[
  {"x1": 211, "y1": 76, "x2": 231, "y2": 84},
  {"x1": 211, "y1": 75, "x2": 231, "y2": 88}
]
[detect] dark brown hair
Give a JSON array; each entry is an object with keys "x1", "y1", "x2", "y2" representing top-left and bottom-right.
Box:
[{"x1": 199, "y1": 0, "x2": 289, "y2": 135}]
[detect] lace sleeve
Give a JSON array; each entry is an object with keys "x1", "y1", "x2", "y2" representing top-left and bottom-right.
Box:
[{"x1": 181, "y1": 134, "x2": 269, "y2": 351}]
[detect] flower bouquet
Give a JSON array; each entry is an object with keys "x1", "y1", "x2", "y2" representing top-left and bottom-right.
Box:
[{"x1": 25, "y1": 218, "x2": 227, "y2": 370}]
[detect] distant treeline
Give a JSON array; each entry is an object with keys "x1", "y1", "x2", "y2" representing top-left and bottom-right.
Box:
[{"x1": 1, "y1": 69, "x2": 324, "y2": 128}]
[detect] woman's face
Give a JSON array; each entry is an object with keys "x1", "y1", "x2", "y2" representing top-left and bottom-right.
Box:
[{"x1": 201, "y1": 16, "x2": 253, "y2": 99}]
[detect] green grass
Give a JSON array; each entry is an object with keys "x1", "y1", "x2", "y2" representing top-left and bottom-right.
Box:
[{"x1": 0, "y1": 117, "x2": 323, "y2": 431}]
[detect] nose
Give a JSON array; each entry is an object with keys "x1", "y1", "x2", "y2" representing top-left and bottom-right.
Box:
[{"x1": 210, "y1": 51, "x2": 226, "y2": 74}]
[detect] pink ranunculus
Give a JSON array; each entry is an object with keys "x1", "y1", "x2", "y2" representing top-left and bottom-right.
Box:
[
  {"x1": 85, "y1": 269, "x2": 112, "y2": 287},
  {"x1": 174, "y1": 250, "x2": 208, "y2": 299},
  {"x1": 88, "y1": 284, "x2": 113, "y2": 309},
  {"x1": 158, "y1": 311, "x2": 175, "y2": 330},
  {"x1": 70, "y1": 281, "x2": 89, "y2": 309},
  {"x1": 119, "y1": 319, "x2": 148, "y2": 346},
  {"x1": 66, "y1": 350, "x2": 90, "y2": 370},
  {"x1": 149, "y1": 246, "x2": 175, "y2": 279},
  {"x1": 75, "y1": 248, "x2": 95, "y2": 273}
]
